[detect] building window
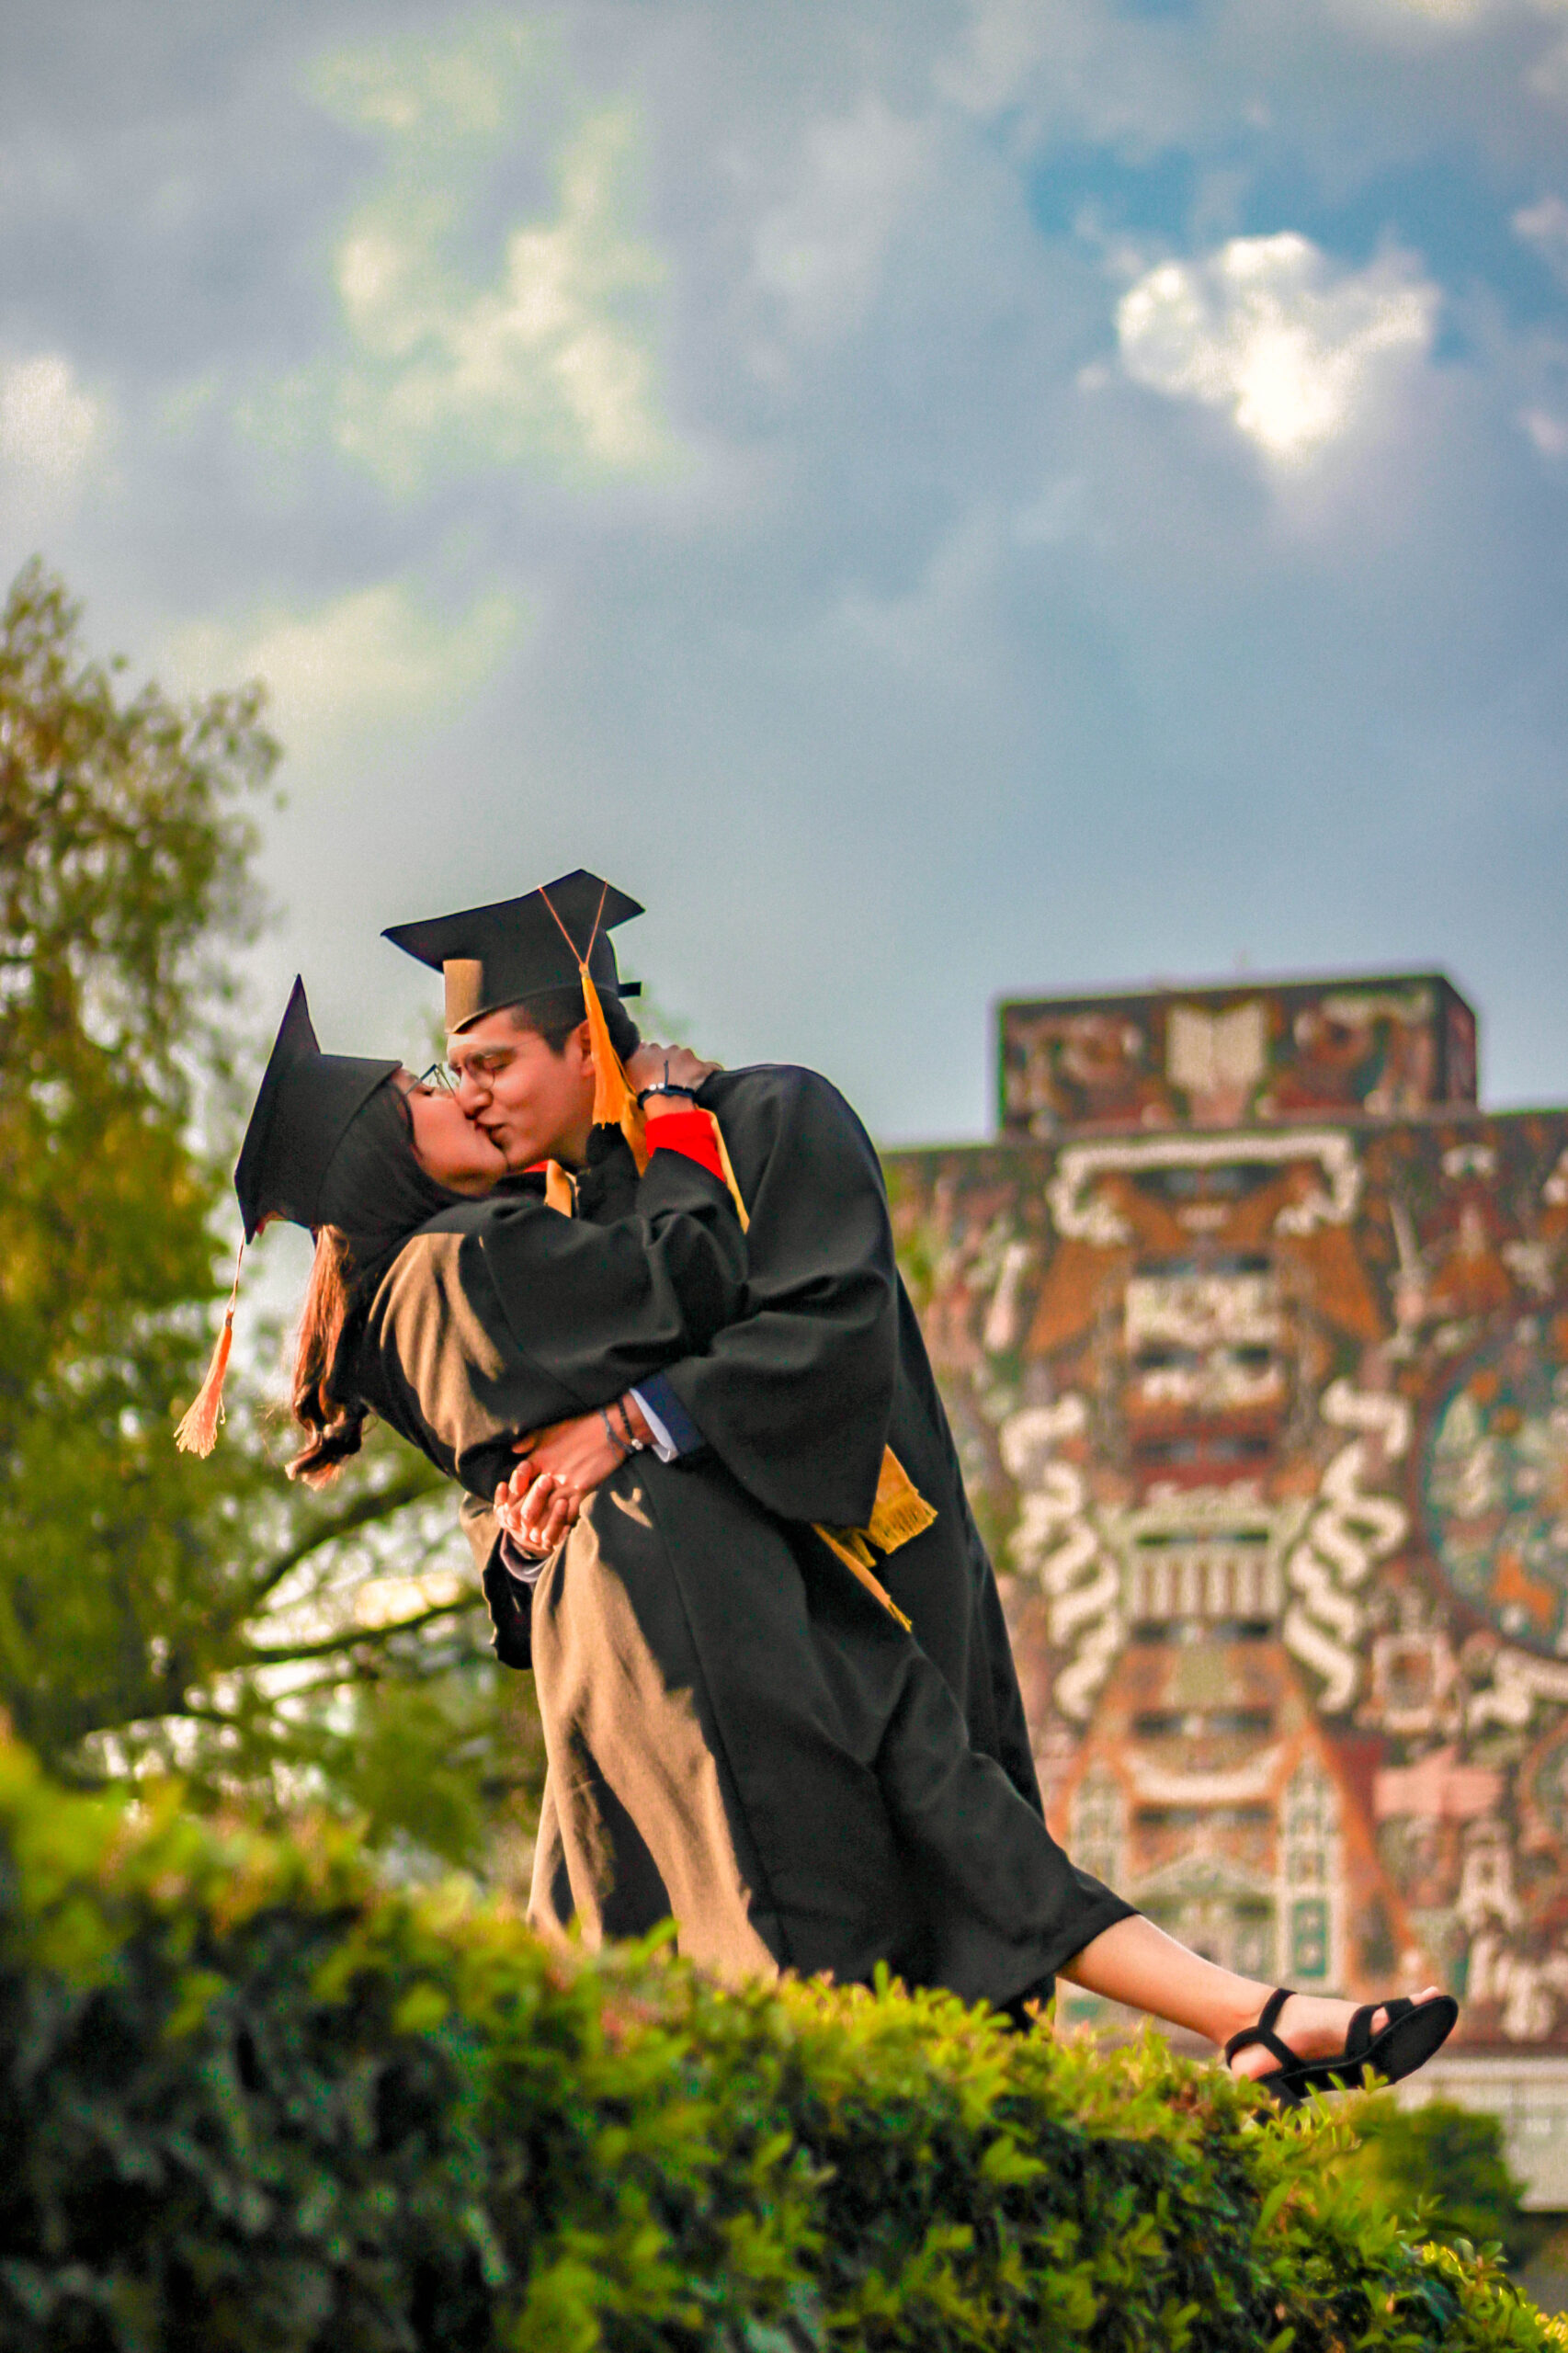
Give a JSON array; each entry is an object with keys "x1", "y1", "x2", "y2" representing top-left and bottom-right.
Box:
[
  {"x1": 1291, "y1": 1898, "x2": 1331, "y2": 1980},
  {"x1": 1280, "y1": 1760, "x2": 1339, "y2": 1984},
  {"x1": 1234, "y1": 1904, "x2": 1276, "y2": 1982}
]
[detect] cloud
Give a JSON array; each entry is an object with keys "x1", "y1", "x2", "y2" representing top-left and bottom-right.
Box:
[
  {"x1": 1515, "y1": 193, "x2": 1568, "y2": 286},
  {"x1": 6, "y1": 0, "x2": 1568, "y2": 1138},
  {"x1": 0, "y1": 351, "x2": 103, "y2": 484},
  {"x1": 1329, "y1": 0, "x2": 1495, "y2": 30},
  {"x1": 1520, "y1": 404, "x2": 1568, "y2": 455},
  {"x1": 293, "y1": 17, "x2": 675, "y2": 494},
  {"x1": 1115, "y1": 233, "x2": 1438, "y2": 465},
  {"x1": 753, "y1": 99, "x2": 934, "y2": 344},
  {"x1": 835, "y1": 504, "x2": 1005, "y2": 680},
  {"x1": 1335, "y1": 0, "x2": 1568, "y2": 95},
  {"x1": 165, "y1": 577, "x2": 523, "y2": 751}
]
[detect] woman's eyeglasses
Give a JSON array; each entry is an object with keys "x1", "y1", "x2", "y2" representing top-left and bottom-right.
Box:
[{"x1": 415, "y1": 1063, "x2": 456, "y2": 1095}]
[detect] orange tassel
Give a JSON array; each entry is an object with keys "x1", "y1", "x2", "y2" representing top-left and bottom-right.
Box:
[
  {"x1": 175, "y1": 1243, "x2": 244, "y2": 1457},
  {"x1": 579, "y1": 963, "x2": 650, "y2": 1173}
]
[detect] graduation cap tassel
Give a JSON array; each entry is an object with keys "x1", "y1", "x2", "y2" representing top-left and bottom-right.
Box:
[
  {"x1": 536, "y1": 876, "x2": 651, "y2": 1174},
  {"x1": 579, "y1": 962, "x2": 650, "y2": 1174},
  {"x1": 174, "y1": 1243, "x2": 244, "y2": 1458}
]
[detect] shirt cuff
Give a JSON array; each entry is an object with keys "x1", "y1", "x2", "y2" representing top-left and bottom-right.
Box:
[
  {"x1": 499, "y1": 1531, "x2": 549, "y2": 1586},
  {"x1": 630, "y1": 1373, "x2": 705, "y2": 1461}
]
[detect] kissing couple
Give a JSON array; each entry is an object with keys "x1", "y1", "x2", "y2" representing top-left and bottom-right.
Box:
[{"x1": 184, "y1": 867, "x2": 1457, "y2": 2105}]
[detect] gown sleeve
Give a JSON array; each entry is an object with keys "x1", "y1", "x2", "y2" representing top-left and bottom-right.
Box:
[
  {"x1": 361, "y1": 1143, "x2": 746, "y2": 1505},
  {"x1": 656, "y1": 1066, "x2": 900, "y2": 1529}
]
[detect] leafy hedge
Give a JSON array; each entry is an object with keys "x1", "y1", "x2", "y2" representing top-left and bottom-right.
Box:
[
  {"x1": 0, "y1": 1738, "x2": 1561, "y2": 2353},
  {"x1": 1348, "y1": 2096, "x2": 1551, "y2": 2275}
]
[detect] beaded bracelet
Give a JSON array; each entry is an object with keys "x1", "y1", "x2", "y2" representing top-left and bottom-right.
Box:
[{"x1": 615, "y1": 1395, "x2": 649, "y2": 1454}]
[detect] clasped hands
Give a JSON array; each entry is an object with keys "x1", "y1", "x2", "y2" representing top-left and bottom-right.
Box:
[
  {"x1": 494, "y1": 1037, "x2": 717, "y2": 1558},
  {"x1": 494, "y1": 1391, "x2": 655, "y2": 1554}
]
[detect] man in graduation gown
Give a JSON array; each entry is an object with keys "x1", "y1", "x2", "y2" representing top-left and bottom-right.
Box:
[{"x1": 381, "y1": 871, "x2": 1131, "y2": 2004}]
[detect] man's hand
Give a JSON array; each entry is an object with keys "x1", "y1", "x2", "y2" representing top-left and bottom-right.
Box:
[
  {"x1": 626, "y1": 1040, "x2": 722, "y2": 1099},
  {"x1": 495, "y1": 1395, "x2": 657, "y2": 1552}
]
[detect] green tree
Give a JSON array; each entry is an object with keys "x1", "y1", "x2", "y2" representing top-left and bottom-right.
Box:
[{"x1": 0, "y1": 559, "x2": 540, "y2": 1869}]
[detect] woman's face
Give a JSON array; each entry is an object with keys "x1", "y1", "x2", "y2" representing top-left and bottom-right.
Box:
[{"x1": 397, "y1": 1073, "x2": 507, "y2": 1195}]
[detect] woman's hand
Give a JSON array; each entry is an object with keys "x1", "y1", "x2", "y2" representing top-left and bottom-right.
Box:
[
  {"x1": 494, "y1": 1397, "x2": 653, "y2": 1550},
  {"x1": 495, "y1": 1470, "x2": 575, "y2": 1556},
  {"x1": 626, "y1": 1040, "x2": 722, "y2": 1104}
]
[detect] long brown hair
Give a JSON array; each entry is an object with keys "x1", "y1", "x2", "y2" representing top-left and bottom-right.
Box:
[
  {"x1": 288, "y1": 1227, "x2": 367, "y2": 1486},
  {"x1": 286, "y1": 1077, "x2": 460, "y2": 1485}
]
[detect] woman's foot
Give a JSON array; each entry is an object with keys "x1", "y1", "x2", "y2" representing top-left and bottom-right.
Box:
[{"x1": 1225, "y1": 1986, "x2": 1443, "y2": 2083}]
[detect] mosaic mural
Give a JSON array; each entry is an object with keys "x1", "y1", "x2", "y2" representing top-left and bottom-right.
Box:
[
  {"x1": 888, "y1": 982, "x2": 1568, "y2": 2054},
  {"x1": 999, "y1": 972, "x2": 1477, "y2": 1138}
]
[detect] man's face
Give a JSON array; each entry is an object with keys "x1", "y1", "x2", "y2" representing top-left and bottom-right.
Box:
[{"x1": 446, "y1": 1009, "x2": 596, "y2": 1171}]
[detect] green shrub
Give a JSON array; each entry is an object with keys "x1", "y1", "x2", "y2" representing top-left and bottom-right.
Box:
[
  {"x1": 0, "y1": 1736, "x2": 1562, "y2": 2353},
  {"x1": 1346, "y1": 2096, "x2": 1551, "y2": 2272}
]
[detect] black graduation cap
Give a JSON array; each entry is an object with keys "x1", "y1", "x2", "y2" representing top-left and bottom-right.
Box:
[
  {"x1": 233, "y1": 978, "x2": 402, "y2": 1243},
  {"x1": 381, "y1": 867, "x2": 643, "y2": 1033}
]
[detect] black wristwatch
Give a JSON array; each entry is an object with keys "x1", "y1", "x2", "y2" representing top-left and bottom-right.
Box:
[{"x1": 635, "y1": 1081, "x2": 701, "y2": 1107}]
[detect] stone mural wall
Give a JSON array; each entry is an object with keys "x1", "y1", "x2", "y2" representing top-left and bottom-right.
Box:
[
  {"x1": 999, "y1": 972, "x2": 1477, "y2": 1137},
  {"x1": 886, "y1": 1101, "x2": 1568, "y2": 2055}
]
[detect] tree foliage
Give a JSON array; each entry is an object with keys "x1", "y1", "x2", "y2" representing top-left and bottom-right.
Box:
[{"x1": 0, "y1": 561, "x2": 540, "y2": 1868}]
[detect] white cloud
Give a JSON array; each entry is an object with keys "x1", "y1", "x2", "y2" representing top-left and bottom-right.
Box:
[
  {"x1": 310, "y1": 12, "x2": 530, "y2": 144},
  {"x1": 1329, "y1": 0, "x2": 1495, "y2": 30},
  {"x1": 835, "y1": 505, "x2": 1004, "y2": 679},
  {"x1": 1515, "y1": 193, "x2": 1568, "y2": 285},
  {"x1": 753, "y1": 99, "x2": 934, "y2": 343},
  {"x1": 1013, "y1": 472, "x2": 1090, "y2": 546},
  {"x1": 0, "y1": 352, "x2": 103, "y2": 483},
  {"x1": 165, "y1": 578, "x2": 523, "y2": 751},
  {"x1": 1529, "y1": 33, "x2": 1568, "y2": 104},
  {"x1": 1115, "y1": 233, "x2": 1438, "y2": 465},
  {"x1": 296, "y1": 21, "x2": 675, "y2": 494},
  {"x1": 1520, "y1": 405, "x2": 1568, "y2": 456},
  {"x1": 1335, "y1": 0, "x2": 1568, "y2": 100}
]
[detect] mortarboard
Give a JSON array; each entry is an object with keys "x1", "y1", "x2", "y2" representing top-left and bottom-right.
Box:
[
  {"x1": 233, "y1": 977, "x2": 402, "y2": 1243},
  {"x1": 175, "y1": 979, "x2": 400, "y2": 1458},
  {"x1": 381, "y1": 867, "x2": 642, "y2": 1034}
]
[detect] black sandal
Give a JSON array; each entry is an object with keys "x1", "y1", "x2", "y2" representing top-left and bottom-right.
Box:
[{"x1": 1224, "y1": 1986, "x2": 1459, "y2": 2109}]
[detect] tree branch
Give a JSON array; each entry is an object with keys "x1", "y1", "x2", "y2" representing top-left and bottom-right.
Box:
[
  {"x1": 244, "y1": 1596, "x2": 479, "y2": 1667},
  {"x1": 243, "y1": 1463, "x2": 447, "y2": 1607}
]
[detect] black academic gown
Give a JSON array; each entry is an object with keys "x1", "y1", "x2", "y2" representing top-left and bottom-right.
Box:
[
  {"x1": 664, "y1": 1063, "x2": 1044, "y2": 1808},
  {"x1": 451, "y1": 1070, "x2": 1131, "y2": 2004},
  {"x1": 353, "y1": 1146, "x2": 745, "y2": 1512}
]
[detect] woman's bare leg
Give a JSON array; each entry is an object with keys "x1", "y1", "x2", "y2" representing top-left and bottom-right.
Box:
[{"x1": 1058, "y1": 1915, "x2": 1440, "y2": 2082}]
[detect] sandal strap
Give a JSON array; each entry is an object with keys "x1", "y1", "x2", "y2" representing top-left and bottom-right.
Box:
[
  {"x1": 1224, "y1": 1987, "x2": 1296, "y2": 2064},
  {"x1": 1346, "y1": 2005, "x2": 1377, "y2": 2061},
  {"x1": 1257, "y1": 1987, "x2": 1293, "y2": 2035},
  {"x1": 1347, "y1": 1995, "x2": 1414, "y2": 2063}
]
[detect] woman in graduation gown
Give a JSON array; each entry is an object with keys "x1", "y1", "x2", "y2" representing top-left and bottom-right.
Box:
[{"x1": 203, "y1": 979, "x2": 1458, "y2": 2108}]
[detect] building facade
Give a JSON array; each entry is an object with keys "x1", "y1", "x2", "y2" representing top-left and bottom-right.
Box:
[{"x1": 885, "y1": 972, "x2": 1568, "y2": 2202}]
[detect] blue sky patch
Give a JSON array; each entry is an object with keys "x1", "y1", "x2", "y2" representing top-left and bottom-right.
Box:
[{"x1": 1028, "y1": 136, "x2": 1568, "y2": 335}]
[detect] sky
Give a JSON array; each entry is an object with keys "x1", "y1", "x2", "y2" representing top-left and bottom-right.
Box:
[{"x1": 4, "y1": 0, "x2": 1568, "y2": 1144}]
